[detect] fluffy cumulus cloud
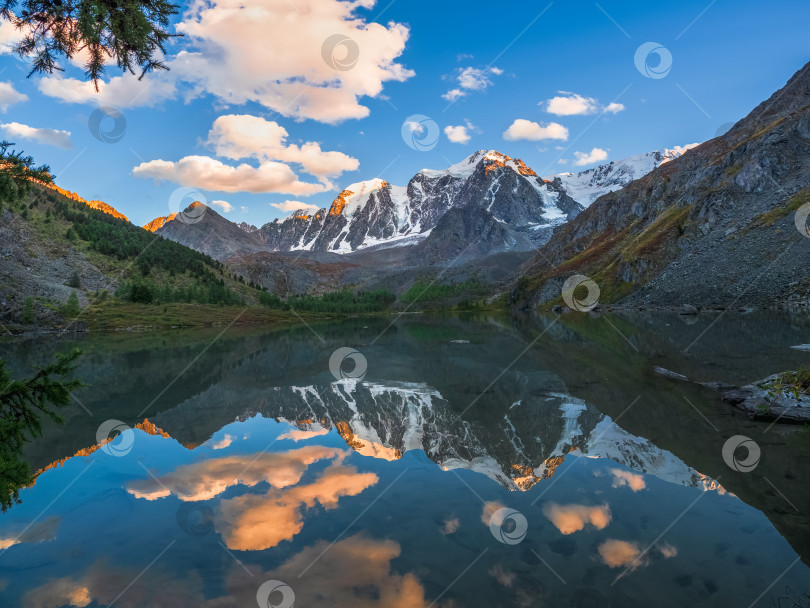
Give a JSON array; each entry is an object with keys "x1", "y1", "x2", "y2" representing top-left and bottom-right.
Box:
[
  {"x1": 224, "y1": 534, "x2": 428, "y2": 607},
  {"x1": 442, "y1": 66, "x2": 502, "y2": 102},
  {"x1": 126, "y1": 445, "x2": 341, "y2": 501},
  {"x1": 543, "y1": 91, "x2": 627, "y2": 116},
  {"x1": 1, "y1": 122, "x2": 72, "y2": 148},
  {"x1": 0, "y1": 20, "x2": 23, "y2": 53},
  {"x1": 440, "y1": 517, "x2": 460, "y2": 535},
  {"x1": 209, "y1": 200, "x2": 233, "y2": 212},
  {"x1": 133, "y1": 156, "x2": 328, "y2": 196},
  {"x1": 444, "y1": 123, "x2": 473, "y2": 144},
  {"x1": 542, "y1": 502, "x2": 612, "y2": 535},
  {"x1": 597, "y1": 539, "x2": 677, "y2": 570},
  {"x1": 0, "y1": 81, "x2": 28, "y2": 112},
  {"x1": 573, "y1": 147, "x2": 609, "y2": 166},
  {"x1": 38, "y1": 73, "x2": 176, "y2": 108},
  {"x1": 545, "y1": 92, "x2": 598, "y2": 116},
  {"x1": 217, "y1": 461, "x2": 378, "y2": 550},
  {"x1": 481, "y1": 500, "x2": 506, "y2": 525},
  {"x1": 173, "y1": 0, "x2": 413, "y2": 123},
  {"x1": 608, "y1": 468, "x2": 646, "y2": 491},
  {"x1": 134, "y1": 114, "x2": 359, "y2": 195},
  {"x1": 597, "y1": 539, "x2": 642, "y2": 568},
  {"x1": 34, "y1": 0, "x2": 413, "y2": 122},
  {"x1": 206, "y1": 114, "x2": 359, "y2": 182},
  {"x1": 503, "y1": 119, "x2": 568, "y2": 142},
  {"x1": 278, "y1": 425, "x2": 330, "y2": 441}
]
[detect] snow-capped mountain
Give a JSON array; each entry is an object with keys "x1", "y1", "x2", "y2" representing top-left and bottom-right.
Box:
[
  {"x1": 551, "y1": 145, "x2": 699, "y2": 207},
  {"x1": 256, "y1": 151, "x2": 582, "y2": 255},
  {"x1": 145, "y1": 147, "x2": 697, "y2": 264},
  {"x1": 241, "y1": 380, "x2": 723, "y2": 493}
]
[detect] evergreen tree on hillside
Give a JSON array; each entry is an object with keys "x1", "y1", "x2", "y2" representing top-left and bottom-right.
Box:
[{"x1": 0, "y1": 141, "x2": 51, "y2": 211}]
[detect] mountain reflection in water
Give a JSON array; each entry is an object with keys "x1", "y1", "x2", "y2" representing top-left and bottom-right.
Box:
[{"x1": 1, "y1": 312, "x2": 809, "y2": 607}]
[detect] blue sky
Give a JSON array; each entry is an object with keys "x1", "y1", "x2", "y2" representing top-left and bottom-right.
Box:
[{"x1": 0, "y1": 0, "x2": 808, "y2": 227}]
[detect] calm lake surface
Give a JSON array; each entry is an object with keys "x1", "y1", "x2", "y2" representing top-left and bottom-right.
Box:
[{"x1": 2, "y1": 311, "x2": 810, "y2": 607}]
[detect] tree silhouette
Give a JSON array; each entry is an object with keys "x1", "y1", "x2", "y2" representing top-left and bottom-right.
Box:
[
  {"x1": 1, "y1": 0, "x2": 181, "y2": 88},
  {"x1": 0, "y1": 349, "x2": 84, "y2": 510}
]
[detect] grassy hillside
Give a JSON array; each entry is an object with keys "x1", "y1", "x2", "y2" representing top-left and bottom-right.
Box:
[{"x1": 0, "y1": 185, "x2": 328, "y2": 332}]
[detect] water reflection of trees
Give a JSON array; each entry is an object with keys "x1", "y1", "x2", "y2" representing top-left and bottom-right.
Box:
[{"x1": 0, "y1": 349, "x2": 83, "y2": 510}]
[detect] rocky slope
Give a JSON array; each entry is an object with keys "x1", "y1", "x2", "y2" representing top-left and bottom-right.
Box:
[
  {"x1": 552, "y1": 146, "x2": 699, "y2": 207},
  {"x1": 150, "y1": 202, "x2": 268, "y2": 260},
  {"x1": 516, "y1": 61, "x2": 810, "y2": 310}
]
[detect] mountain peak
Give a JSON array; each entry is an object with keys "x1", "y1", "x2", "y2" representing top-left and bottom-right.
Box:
[
  {"x1": 328, "y1": 178, "x2": 388, "y2": 216},
  {"x1": 420, "y1": 150, "x2": 538, "y2": 180}
]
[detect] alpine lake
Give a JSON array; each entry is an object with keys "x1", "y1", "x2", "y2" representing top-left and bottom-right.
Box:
[{"x1": 1, "y1": 310, "x2": 809, "y2": 607}]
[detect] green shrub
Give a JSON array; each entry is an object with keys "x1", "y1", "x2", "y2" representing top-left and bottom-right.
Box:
[
  {"x1": 20, "y1": 297, "x2": 34, "y2": 324},
  {"x1": 60, "y1": 292, "x2": 80, "y2": 318}
]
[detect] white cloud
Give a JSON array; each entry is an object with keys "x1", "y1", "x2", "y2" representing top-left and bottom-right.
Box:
[
  {"x1": 543, "y1": 92, "x2": 627, "y2": 116},
  {"x1": 443, "y1": 66, "x2": 501, "y2": 101},
  {"x1": 0, "y1": 21, "x2": 23, "y2": 54},
  {"x1": 210, "y1": 200, "x2": 233, "y2": 212},
  {"x1": 38, "y1": 73, "x2": 176, "y2": 108},
  {"x1": 34, "y1": 0, "x2": 414, "y2": 123},
  {"x1": 457, "y1": 66, "x2": 501, "y2": 90},
  {"x1": 270, "y1": 200, "x2": 320, "y2": 213},
  {"x1": 173, "y1": 0, "x2": 414, "y2": 123},
  {"x1": 573, "y1": 147, "x2": 608, "y2": 166},
  {"x1": 132, "y1": 156, "x2": 327, "y2": 196},
  {"x1": 542, "y1": 503, "x2": 612, "y2": 535},
  {"x1": 134, "y1": 113, "x2": 359, "y2": 196},
  {"x1": 545, "y1": 92, "x2": 598, "y2": 116},
  {"x1": 442, "y1": 88, "x2": 466, "y2": 102},
  {"x1": 444, "y1": 124, "x2": 472, "y2": 144},
  {"x1": 608, "y1": 468, "x2": 646, "y2": 491},
  {"x1": 206, "y1": 114, "x2": 358, "y2": 182},
  {"x1": 1, "y1": 122, "x2": 72, "y2": 148},
  {"x1": 503, "y1": 119, "x2": 568, "y2": 142},
  {"x1": 0, "y1": 81, "x2": 28, "y2": 112}
]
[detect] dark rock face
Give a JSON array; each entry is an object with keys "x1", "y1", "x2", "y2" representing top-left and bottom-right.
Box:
[{"x1": 518, "y1": 62, "x2": 810, "y2": 310}]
